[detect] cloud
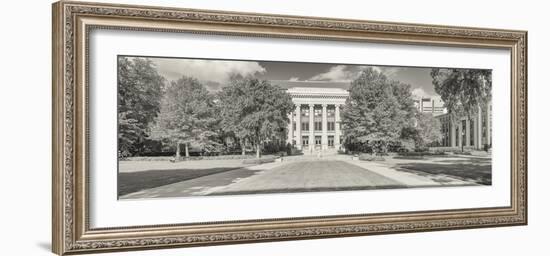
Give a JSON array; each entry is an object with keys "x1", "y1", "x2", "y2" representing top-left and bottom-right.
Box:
[
  {"x1": 411, "y1": 87, "x2": 439, "y2": 100},
  {"x1": 309, "y1": 65, "x2": 406, "y2": 83},
  {"x1": 150, "y1": 58, "x2": 266, "y2": 85},
  {"x1": 309, "y1": 65, "x2": 358, "y2": 82},
  {"x1": 379, "y1": 67, "x2": 402, "y2": 79},
  {"x1": 371, "y1": 66, "x2": 402, "y2": 79},
  {"x1": 288, "y1": 77, "x2": 300, "y2": 82}
]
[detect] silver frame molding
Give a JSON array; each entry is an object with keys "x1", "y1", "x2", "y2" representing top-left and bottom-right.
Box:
[{"x1": 52, "y1": 1, "x2": 527, "y2": 255}]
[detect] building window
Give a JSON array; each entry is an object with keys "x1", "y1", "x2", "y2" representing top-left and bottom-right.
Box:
[
  {"x1": 314, "y1": 121, "x2": 322, "y2": 131},
  {"x1": 327, "y1": 122, "x2": 335, "y2": 131},
  {"x1": 314, "y1": 107, "x2": 322, "y2": 117},
  {"x1": 315, "y1": 136, "x2": 322, "y2": 146},
  {"x1": 328, "y1": 136, "x2": 334, "y2": 147},
  {"x1": 302, "y1": 136, "x2": 309, "y2": 146},
  {"x1": 292, "y1": 122, "x2": 296, "y2": 132},
  {"x1": 301, "y1": 107, "x2": 309, "y2": 122},
  {"x1": 327, "y1": 108, "x2": 335, "y2": 117},
  {"x1": 314, "y1": 107, "x2": 322, "y2": 131},
  {"x1": 301, "y1": 122, "x2": 309, "y2": 131}
]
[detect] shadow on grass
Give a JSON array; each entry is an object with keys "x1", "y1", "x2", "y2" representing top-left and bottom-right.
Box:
[
  {"x1": 118, "y1": 167, "x2": 241, "y2": 197},
  {"x1": 395, "y1": 160, "x2": 492, "y2": 185}
]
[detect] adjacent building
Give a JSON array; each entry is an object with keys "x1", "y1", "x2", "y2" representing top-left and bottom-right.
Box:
[
  {"x1": 435, "y1": 104, "x2": 492, "y2": 149},
  {"x1": 414, "y1": 97, "x2": 447, "y2": 116}
]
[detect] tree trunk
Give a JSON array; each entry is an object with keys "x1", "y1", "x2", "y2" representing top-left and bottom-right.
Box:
[
  {"x1": 241, "y1": 138, "x2": 246, "y2": 156},
  {"x1": 175, "y1": 142, "x2": 181, "y2": 161},
  {"x1": 256, "y1": 144, "x2": 261, "y2": 159},
  {"x1": 185, "y1": 143, "x2": 190, "y2": 158}
]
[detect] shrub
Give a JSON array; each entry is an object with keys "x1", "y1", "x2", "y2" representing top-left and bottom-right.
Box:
[
  {"x1": 242, "y1": 155, "x2": 278, "y2": 165},
  {"x1": 396, "y1": 151, "x2": 446, "y2": 157},
  {"x1": 358, "y1": 153, "x2": 385, "y2": 161},
  {"x1": 453, "y1": 151, "x2": 472, "y2": 155}
]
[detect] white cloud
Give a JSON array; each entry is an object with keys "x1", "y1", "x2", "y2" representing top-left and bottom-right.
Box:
[
  {"x1": 380, "y1": 67, "x2": 401, "y2": 79},
  {"x1": 150, "y1": 58, "x2": 266, "y2": 84},
  {"x1": 309, "y1": 65, "x2": 405, "y2": 83},
  {"x1": 411, "y1": 87, "x2": 439, "y2": 100},
  {"x1": 371, "y1": 66, "x2": 402, "y2": 79},
  {"x1": 309, "y1": 65, "x2": 357, "y2": 82},
  {"x1": 288, "y1": 77, "x2": 300, "y2": 82}
]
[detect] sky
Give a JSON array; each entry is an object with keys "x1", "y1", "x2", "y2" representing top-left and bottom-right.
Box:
[{"x1": 139, "y1": 56, "x2": 439, "y2": 99}]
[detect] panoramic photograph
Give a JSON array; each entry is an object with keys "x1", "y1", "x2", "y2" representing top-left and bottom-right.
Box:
[{"x1": 117, "y1": 56, "x2": 493, "y2": 199}]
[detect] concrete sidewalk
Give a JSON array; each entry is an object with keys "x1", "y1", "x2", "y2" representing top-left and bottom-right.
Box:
[
  {"x1": 211, "y1": 160, "x2": 405, "y2": 195},
  {"x1": 121, "y1": 157, "x2": 480, "y2": 199},
  {"x1": 347, "y1": 160, "x2": 475, "y2": 186}
]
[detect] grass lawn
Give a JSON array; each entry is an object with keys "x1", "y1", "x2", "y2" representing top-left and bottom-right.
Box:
[
  {"x1": 118, "y1": 167, "x2": 243, "y2": 196},
  {"x1": 389, "y1": 156, "x2": 492, "y2": 185}
]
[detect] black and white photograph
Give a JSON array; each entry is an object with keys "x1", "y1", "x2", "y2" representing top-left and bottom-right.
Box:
[{"x1": 117, "y1": 56, "x2": 493, "y2": 199}]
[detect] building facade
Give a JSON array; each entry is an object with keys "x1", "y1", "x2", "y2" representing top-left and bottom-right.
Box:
[
  {"x1": 435, "y1": 103, "x2": 492, "y2": 150},
  {"x1": 285, "y1": 87, "x2": 491, "y2": 152},
  {"x1": 286, "y1": 87, "x2": 349, "y2": 153},
  {"x1": 414, "y1": 97, "x2": 447, "y2": 116}
]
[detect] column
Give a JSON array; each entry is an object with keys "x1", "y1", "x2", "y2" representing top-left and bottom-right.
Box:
[
  {"x1": 287, "y1": 111, "x2": 293, "y2": 145},
  {"x1": 466, "y1": 119, "x2": 471, "y2": 147},
  {"x1": 450, "y1": 120, "x2": 456, "y2": 147},
  {"x1": 334, "y1": 104, "x2": 341, "y2": 149},
  {"x1": 486, "y1": 105, "x2": 491, "y2": 146},
  {"x1": 477, "y1": 106, "x2": 482, "y2": 149},
  {"x1": 309, "y1": 104, "x2": 315, "y2": 152},
  {"x1": 458, "y1": 119, "x2": 463, "y2": 149},
  {"x1": 295, "y1": 105, "x2": 301, "y2": 150},
  {"x1": 321, "y1": 104, "x2": 328, "y2": 150}
]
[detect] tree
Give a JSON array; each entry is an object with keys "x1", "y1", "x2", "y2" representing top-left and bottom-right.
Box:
[
  {"x1": 341, "y1": 67, "x2": 416, "y2": 153},
  {"x1": 218, "y1": 76, "x2": 294, "y2": 158},
  {"x1": 117, "y1": 57, "x2": 165, "y2": 157},
  {"x1": 431, "y1": 68, "x2": 491, "y2": 120},
  {"x1": 413, "y1": 112, "x2": 443, "y2": 148},
  {"x1": 151, "y1": 76, "x2": 219, "y2": 159}
]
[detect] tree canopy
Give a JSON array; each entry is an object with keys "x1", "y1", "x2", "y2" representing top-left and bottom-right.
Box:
[
  {"x1": 431, "y1": 68, "x2": 491, "y2": 120},
  {"x1": 412, "y1": 112, "x2": 443, "y2": 148},
  {"x1": 341, "y1": 67, "x2": 416, "y2": 152},
  {"x1": 117, "y1": 57, "x2": 165, "y2": 157},
  {"x1": 151, "y1": 76, "x2": 220, "y2": 158},
  {"x1": 218, "y1": 76, "x2": 294, "y2": 158}
]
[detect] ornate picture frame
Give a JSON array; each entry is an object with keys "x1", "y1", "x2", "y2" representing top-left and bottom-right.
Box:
[{"x1": 52, "y1": 1, "x2": 527, "y2": 255}]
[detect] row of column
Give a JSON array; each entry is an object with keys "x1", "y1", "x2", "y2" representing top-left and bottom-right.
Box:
[
  {"x1": 448, "y1": 106, "x2": 491, "y2": 149},
  {"x1": 287, "y1": 104, "x2": 342, "y2": 151}
]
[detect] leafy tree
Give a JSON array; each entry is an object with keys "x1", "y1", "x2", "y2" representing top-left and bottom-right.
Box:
[
  {"x1": 218, "y1": 76, "x2": 294, "y2": 158},
  {"x1": 413, "y1": 112, "x2": 443, "y2": 148},
  {"x1": 151, "y1": 76, "x2": 219, "y2": 159},
  {"x1": 117, "y1": 57, "x2": 165, "y2": 157},
  {"x1": 341, "y1": 67, "x2": 416, "y2": 153},
  {"x1": 431, "y1": 68, "x2": 491, "y2": 120}
]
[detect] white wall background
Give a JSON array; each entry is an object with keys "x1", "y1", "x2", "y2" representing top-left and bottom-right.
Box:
[{"x1": 0, "y1": 0, "x2": 547, "y2": 255}]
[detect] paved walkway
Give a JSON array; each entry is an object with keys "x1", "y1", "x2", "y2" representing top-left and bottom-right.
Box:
[
  {"x1": 121, "y1": 157, "x2": 480, "y2": 199},
  {"x1": 210, "y1": 160, "x2": 405, "y2": 195},
  {"x1": 347, "y1": 160, "x2": 475, "y2": 187}
]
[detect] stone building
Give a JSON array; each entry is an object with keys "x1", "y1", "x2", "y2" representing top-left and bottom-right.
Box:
[
  {"x1": 435, "y1": 103, "x2": 492, "y2": 150},
  {"x1": 286, "y1": 87, "x2": 348, "y2": 153}
]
